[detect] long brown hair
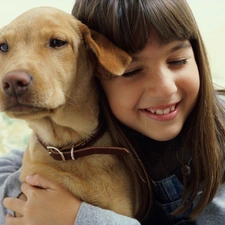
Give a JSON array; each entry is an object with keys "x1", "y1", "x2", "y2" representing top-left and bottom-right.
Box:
[{"x1": 72, "y1": 0, "x2": 225, "y2": 220}]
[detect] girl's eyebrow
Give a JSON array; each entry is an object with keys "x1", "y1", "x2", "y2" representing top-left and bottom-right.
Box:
[
  {"x1": 169, "y1": 42, "x2": 191, "y2": 53},
  {"x1": 131, "y1": 42, "x2": 191, "y2": 62}
]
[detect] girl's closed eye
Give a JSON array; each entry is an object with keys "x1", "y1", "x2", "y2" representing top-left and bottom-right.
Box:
[
  {"x1": 122, "y1": 68, "x2": 143, "y2": 78},
  {"x1": 168, "y1": 59, "x2": 188, "y2": 67}
]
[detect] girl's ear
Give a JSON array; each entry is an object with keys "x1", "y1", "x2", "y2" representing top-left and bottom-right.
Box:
[{"x1": 77, "y1": 21, "x2": 132, "y2": 79}]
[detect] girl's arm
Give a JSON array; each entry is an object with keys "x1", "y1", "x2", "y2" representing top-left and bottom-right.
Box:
[
  {"x1": 3, "y1": 173, "x2": 140, "y2": 225},
  {"x1": 0, "y1": 149, "x2": 24, "y2": 224}
]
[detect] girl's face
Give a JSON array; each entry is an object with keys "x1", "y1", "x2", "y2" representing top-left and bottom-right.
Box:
[{"x1": 100, "y1": 37, "x2": 200, "y2": 141}]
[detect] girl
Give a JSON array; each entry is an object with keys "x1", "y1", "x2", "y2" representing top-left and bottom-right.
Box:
[{"x1": 2, "y1": 0, "x2": 225, "y2": 224}]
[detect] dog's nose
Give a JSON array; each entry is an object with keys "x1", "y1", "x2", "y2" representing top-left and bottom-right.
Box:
[{"x1": 2, "y1": 70, "x2": 33, "y2": 97}]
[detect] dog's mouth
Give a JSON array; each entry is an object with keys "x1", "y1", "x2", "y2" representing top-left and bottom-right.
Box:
[
  {"x1": 5, "y1": 103, "x2": 55, "y2": 118},
  {"x1": 8, "y1": 104, "x2": 46, "y2": 112}
]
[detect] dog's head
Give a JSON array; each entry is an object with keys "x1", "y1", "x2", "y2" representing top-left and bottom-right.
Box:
[{"x1": 0, "y1": 7, "x2": 131, "y2": 120}]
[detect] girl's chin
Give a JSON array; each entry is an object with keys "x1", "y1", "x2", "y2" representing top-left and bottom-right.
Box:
[{"x1": 141, "y1": 128, "x2": 182, "y2": 141}]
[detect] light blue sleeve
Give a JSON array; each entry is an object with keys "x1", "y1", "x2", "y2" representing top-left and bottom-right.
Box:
[
  {"x1": 0, "y1": 149, "x2": 24, "y2": 225},
  {"x1": 196, "y1": 183, "x2": 225, "y2": 225},
  {"x1": 75, "y1": 202, "x2": 140, "y2": 225}
]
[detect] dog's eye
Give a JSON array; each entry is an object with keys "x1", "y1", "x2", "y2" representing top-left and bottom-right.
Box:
[
  {"x1": 0, "y1": 43, "x2": 9, "y2": 52},
  {"x1": 50, "y1": 39, "x2": 67, "y2": 48}
]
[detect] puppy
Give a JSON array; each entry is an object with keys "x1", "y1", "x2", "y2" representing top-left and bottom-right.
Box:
[{"x1": 0, "y1": 7, "x2": 140, "y2": 217}]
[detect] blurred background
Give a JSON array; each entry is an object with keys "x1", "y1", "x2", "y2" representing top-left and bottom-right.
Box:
[
  {"x1": 0, "y1": 1, "x2": 224, "y2": 155},
  {"x1": 0, "y1": 0, "x2": 224, "y2": 87}
]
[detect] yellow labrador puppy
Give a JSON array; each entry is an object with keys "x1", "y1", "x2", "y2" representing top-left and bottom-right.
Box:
[{"x1": 0, "y1": 7, "x2": 140, "y2": 217}]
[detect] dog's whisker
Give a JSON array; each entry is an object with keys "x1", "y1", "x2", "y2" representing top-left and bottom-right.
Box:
[{"x1": 64, "y1": 93, "x2": 81, "y2": 109}]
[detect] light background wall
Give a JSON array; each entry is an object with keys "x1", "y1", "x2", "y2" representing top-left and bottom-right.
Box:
[
  {"x1": 188, "y1": 0, "x2": 225, "y2": 88},
  {"x1": 0, "y1": 0, "x2": 224, "y2": 87}
]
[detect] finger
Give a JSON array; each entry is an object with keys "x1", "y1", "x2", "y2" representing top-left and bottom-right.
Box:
[
  {"x1": 20, "y1": 181, "x2": 56, "y2": 202},
  {"x1": 3, "y1": 197, "x2": 25, "y2": 216},
  {"x1": 20, "y1": 182, "x2": 40, "y2": 197},
  {"x1": 25, "y1": 174, "x2": 57, "y2": 190},
  {"x1": 20, "y1": 182, "x2": 37, "y2": 199}
]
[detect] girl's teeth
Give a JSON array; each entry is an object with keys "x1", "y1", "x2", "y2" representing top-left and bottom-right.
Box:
[
  {"x1": 148, "y1": 105, "x2": 176, "y2": 115},
  {"x1": 150, "y1": 109, "x2": 155, "y2": 113},
  {"x1": 156, "y1": 109, "x2": 164, "y2": 115},
  {"x1": 163, "y1": 108, "x2": 170, "y2": 114},
  {"x1": 171, "y1": 105, "x2": 175, "y2": 111}
]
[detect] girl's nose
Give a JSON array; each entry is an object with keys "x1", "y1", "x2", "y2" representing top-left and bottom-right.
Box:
[{"x1": 145, "y1": 68, "x2": 177, "y2": 98}]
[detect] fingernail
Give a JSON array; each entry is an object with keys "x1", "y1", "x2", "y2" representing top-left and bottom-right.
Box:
[{"x1": 25, "y1": 175, "x2": 34, "y2": 181}]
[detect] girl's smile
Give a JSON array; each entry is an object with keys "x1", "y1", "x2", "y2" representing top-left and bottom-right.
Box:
[
  {"x1": 100, "y1": 37, "x2": 200, "y2": 141},
  {"x1": 141, "y1": 102, "x2": 179, "y2": 121}
]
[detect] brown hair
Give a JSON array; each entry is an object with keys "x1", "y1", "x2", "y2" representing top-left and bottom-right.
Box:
[{"x1": 72, "y1": 0, "x2": 225, "y2": 220}]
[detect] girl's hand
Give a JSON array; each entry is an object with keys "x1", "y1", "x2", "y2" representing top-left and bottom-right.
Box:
[{"x1": 3, "y1": 174, "x2": 82, "y2": 225}]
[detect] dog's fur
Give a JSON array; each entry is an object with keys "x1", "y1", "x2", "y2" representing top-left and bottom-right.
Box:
[{"x1": 0, "y1": 7, "x2": 140, "y2": 217}]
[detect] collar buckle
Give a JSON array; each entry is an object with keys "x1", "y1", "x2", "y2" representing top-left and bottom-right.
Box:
[{"x1": 47, "y1": 146, "x2": 66, "y2": 162}]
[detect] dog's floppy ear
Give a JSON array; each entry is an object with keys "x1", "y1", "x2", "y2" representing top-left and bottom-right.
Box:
[{"x1": 77, "y1": 21, "x2": 132, "y2": 79}]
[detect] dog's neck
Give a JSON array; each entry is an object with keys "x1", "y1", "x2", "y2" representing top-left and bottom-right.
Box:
[
  {"x1": 27, "y1": 100, "x2": 100, "y2": 147},
  {"x1": 37, "y1": 116, "x2": 106, "y2": 149}
]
